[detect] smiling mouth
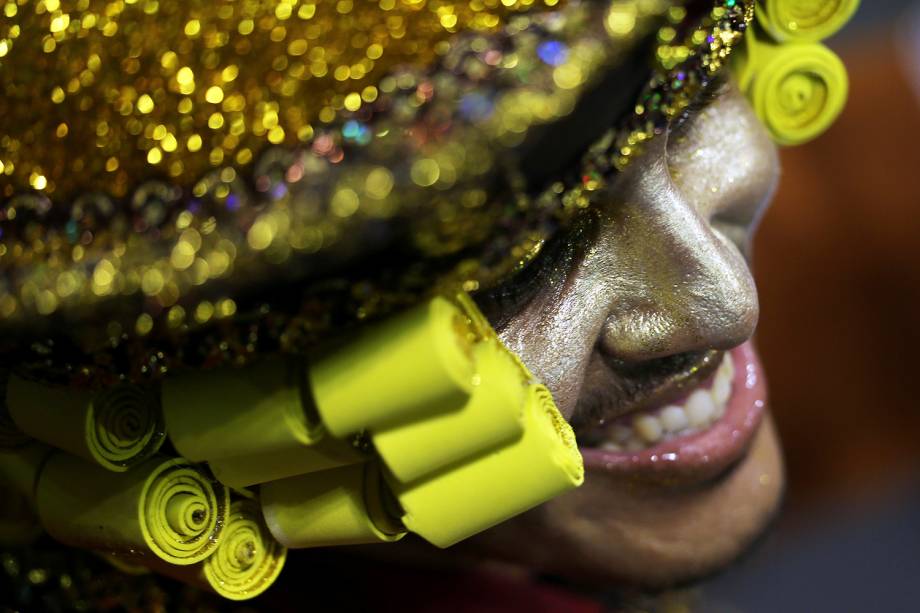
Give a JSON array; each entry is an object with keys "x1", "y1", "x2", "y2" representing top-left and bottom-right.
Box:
[{"x1": 575, "y1": 342, "x2": 767, "y2": 485}]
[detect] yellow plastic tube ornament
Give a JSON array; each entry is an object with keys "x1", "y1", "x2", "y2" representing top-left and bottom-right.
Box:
[
  {"x1": 163, "y1": 358, "x2": 367, "y2": 486},
  {"x1": 0, "y1": 375, "x2": 31, "y2": 449},
  {"x1": 733, "y1": 29, "x2": 848, "y2": 146},
  {"x1": 162, "y1": 358, "x2": 323, "y2": 462},
  {"x1": 36, "y1": 454, "x2": 229, "y2": 565},
  {"x1": 140, "y1": 499, "x2": 287, "y2": 600},
  {"x1": 450, "y1": 290, "x2": 535, "y2": 380},
  {"x1": 260, "y1": 461, "x2": 405, "y2": 548},
  {"x1": 755, "y1": 0, "x2": 860, "y2": 43},
  {"x1": 388, "y1": 384, "x2": 583, "y2": 548},
  {"x1": 200, "y1": 499, "x2": 287, "y2": 600},
  {"x1": 0, "y1": 443, "x2": 52, "y2": 508},
  {"x1": 310, "y1": 297, "x2": 476, "y2": 438},
  {"x1": 207, "y1": 435, "x2": 367, "y2": 489},
  {"x1": 372, "y1": 339, "x2": 529, "y2": 483},
  {"x1": 6, "y1": 376, "x2": 165, "y2": 472},
  {"x1": 0, "y1": 443, "x2": 53, "y2": 546},
  {"x1": 0, "y1": 407, "x2": 31, "y2": 449}
]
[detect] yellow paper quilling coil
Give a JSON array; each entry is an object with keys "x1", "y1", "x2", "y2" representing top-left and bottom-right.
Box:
[
  {"x1": 200, "y1": 499, "x2": 287, "y2": 600},
  {"x1": 372, "y1": 339, "x2": 528, "y2": 483},
  {"x1": 36, "y1": 454, "x2": 229, "y2": 565},
  {"x1": 6, "y1": 376, "x2": 165, "y2": 472},
  {"x1": 755, "y1": 0, "x2": 859, "y2": 43},
  {"x1": 162, "y1": 358, "x2": 322, "y2": 463},
  {"x1": 0, "y1": 443, "x2": 53, "y2": 508},
  {"x1": 0, "y1": 405, "x2": 31, "y2": 449},
  {"x1": 451, "y1": 290, "x2": 535, "y2": 380},
  {"x1": 208, "y1": 435, "x2": 367, "y2": 489},
  {"x1": 388, "y1": 384, "x2": 583, "y2": 548},
  {"x1": 260, "y1": 461, "x2": 406, "y2": 548},
  {"x1": 0, "y1": 444, "x2": 53, "y2": 546},
  {"x1": 0, "y1": 371, "x2": 31, "y2": 450},
  {"x1": 451, "y1": 291, "x2": 495, "y2": 342},
  {"x1": 137, "y1": 499, "x2": 287, "y2": 601},
  {"x1": 733, "y1": 29, "x2": 848, "y2": 146},
  {"x1": 310, "y1": 296, "x2": 476, "y2": 437}
]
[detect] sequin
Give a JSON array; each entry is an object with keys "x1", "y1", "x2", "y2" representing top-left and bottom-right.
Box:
[{"x1": 0, "y1": 1, "x2": 753, "y2": 385}]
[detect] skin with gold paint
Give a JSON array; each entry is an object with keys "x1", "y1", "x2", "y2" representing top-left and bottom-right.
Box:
[{"x1": 441, "y1": 82, "x2": 783, "y2": 586}]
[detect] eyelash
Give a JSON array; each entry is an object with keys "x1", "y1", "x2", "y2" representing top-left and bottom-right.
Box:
[
  {"x1": 475, "y1": 214, "x2": 591, "y2": 330},
  {"x1": 669, "y1": 73, "x2": 729, "y2": 138},
  {"x1": 479, "y1": 74, "x2": 731, "y2": 322}
]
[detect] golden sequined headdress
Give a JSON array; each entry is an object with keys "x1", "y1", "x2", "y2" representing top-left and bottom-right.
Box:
[{"x1": 0, "y1": 0, "x2": 754, "y2": 384}]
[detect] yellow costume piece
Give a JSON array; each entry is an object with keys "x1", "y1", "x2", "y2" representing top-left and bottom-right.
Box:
[
  {"x1": 0, "y1": 443, "x2": 52, "y2": 508},
  {"x1": 162, "y1": 358, "x2": 322, "y2": 462},
  {"x1": 202, "y1": 499, "x2": 287, "y2": 600},
  {"x1": 389, "y1": 385, "x2": 583, "y2": 548},
  {"x1": 372, "y1": 339, "x2": 528, "y2": 483},
  {"x1": 138, "y1": 499, "x2": 287, "y2": 600},
  {"x1": 6, "y1": 376, "x2": 165, "y2": 472},
  {"x1": 310, "y1": 297, "x2": 476, "y2": 437},
  {"x1": 0, "y1": 395, "x2": 31, "y2": 449},
  {"x1": 36, "y1": 454, "x2": 228, "y2": 565},
  {"x1": 755, "y1": 0, "x2": 860, "y2": 42},
  {"x1": 261, "y1": 461, "x2": 405, "y2": 548},
  {"x1": 208, "y1": 435, "x2": 366, "y2": 489},
  {"x1": 734, "y1": 0, "x2": 857, "y2": 146},
  {"x1": 733, "y1": 28, "x2": 848, "y2": 146},
  {"x1": 0, "y1": 444, "x2": 53, "y2": 546},
  {"x1": 450, "y1": 291, "x2": 536, "y2": 380}
]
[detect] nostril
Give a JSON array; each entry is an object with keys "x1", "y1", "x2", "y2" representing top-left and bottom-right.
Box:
[
  {"x1": 567, "y1": 349, "x2": 725, "y2": 431},
  {"x1": 599, "y1": 288, "x2": 758, "y2": 362},
  {"x1": 603, "y1": 349, "x2": 720, "y2": 379}
]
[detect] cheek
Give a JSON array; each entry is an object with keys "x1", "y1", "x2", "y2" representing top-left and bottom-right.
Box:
[
  {"x1": 496, "y1": 289, "x2": 603, "y2": 421},
  {"x1": 511, "y1": 415, "x2": 785, "y2": 586}
]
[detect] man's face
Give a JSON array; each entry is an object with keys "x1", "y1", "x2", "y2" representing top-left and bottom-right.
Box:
[{"x1": 467, "y1": 81, "x2": 783, "y2": 587}]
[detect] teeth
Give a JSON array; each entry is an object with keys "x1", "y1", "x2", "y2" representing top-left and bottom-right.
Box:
[
  {"x1": 610, "y1": 424, "x2": 633, "y2": 444},
  {"x1": 633, "y1": 415, "x2": 663, "y2": 444},
  {"x1": 685, "y1": 390, "x2": 715, "y2": 427},
  {"x1": 659, "y1": 405, "x2": 689, "y2": 432},
  {"x1": 712, "y1": 374, "x2": 731, "y2": 406},
  {"x1": 600, "y1": 353, "x2": 735, "y2": 452},
  {"x1": 624, "y1": 439, "x2": 646, "y2": 452}
]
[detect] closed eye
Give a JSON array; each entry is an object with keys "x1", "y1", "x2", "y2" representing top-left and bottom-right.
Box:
[{"x1": 667, "y1": 72, "x2": 730, "y2": 141}]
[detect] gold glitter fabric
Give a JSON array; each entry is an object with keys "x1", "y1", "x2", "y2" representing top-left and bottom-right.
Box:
[
  {"x1": 0, "y1": 1, "x2": 754, "y2": 385},
  {"x1": 1, "y1": 0, "x2": 563, "y2": 200}
]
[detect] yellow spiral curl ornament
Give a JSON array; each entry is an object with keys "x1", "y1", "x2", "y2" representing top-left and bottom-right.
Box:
[
  {"x1": 201, "y1": 500, "x2": 287, "y2": 601},
  {"x1": 36, "y1": 455, "x2": 229, "y2": 565},
  {"x1": 756, "y1": 0, "x2": 860, "y2": 43},
  {"x1": 733, "y1": 27, "x2": 849, "y2": 146},
  {"x1": 6, "y1": 376, "x2": 165, "y2": 472}
]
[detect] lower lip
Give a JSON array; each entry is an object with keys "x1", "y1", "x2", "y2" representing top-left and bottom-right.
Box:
[{"x1": 579, "y1": 341, "x2": 767, "y2": 485}]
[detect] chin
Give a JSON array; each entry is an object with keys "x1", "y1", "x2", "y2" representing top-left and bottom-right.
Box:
[{"x1": 465, "y1": 342, "x2": 785, "y2": 588}]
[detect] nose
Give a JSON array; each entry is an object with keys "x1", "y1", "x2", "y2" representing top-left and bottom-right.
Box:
[{"x1": 596, "y1": 152, "x2": 759, "y2": 362}]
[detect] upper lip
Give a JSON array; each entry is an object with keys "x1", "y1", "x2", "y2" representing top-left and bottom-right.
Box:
[{"x1": 569, "y1": 349, "x2": 723, "y2": 439}]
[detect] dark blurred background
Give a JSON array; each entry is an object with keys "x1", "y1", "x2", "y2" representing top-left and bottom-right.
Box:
[{"x1": 702, "y1": 2, "x2": 920, "y2": 610}]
